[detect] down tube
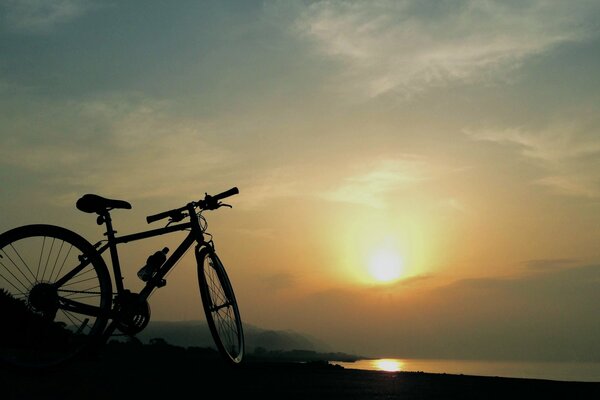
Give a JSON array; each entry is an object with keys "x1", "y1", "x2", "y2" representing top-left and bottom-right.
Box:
[{"x1": 139, "y1": 232, "x2": 197, "y2": 298}]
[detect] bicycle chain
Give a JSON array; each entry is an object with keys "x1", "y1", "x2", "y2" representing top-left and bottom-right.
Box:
[{"x1": 57, "y1": 288, "x2": 104, "y2": 295}]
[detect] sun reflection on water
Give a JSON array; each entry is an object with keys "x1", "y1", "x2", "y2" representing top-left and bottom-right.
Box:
[{"x1": 372, "y1": 359, "x2": 403, "y2": 372}]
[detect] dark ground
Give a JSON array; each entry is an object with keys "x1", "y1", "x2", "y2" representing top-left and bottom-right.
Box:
[{"x1": 2, "y1": 342, "x2": 599, "y2": 399}]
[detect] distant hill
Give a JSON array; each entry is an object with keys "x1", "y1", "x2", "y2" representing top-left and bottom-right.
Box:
[{"x1": 134, "y1": 320, "x2": 331, "y2": 353}]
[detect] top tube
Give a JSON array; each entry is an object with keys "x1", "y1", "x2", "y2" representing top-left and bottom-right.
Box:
[
  {"x1": 93, "y1": 221, "x2": 192, "y2": 255},
  {"x1": 115, "y1": 222, "x2": 193, "y2": 245}
]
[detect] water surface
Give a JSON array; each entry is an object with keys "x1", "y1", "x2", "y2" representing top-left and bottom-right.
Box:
[{"x1": 332, "y1": 358, "x2": 600, "y2": 382}]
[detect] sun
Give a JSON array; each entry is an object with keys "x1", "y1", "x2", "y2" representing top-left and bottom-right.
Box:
[{"x1": 368, "y1": 247, "x2": 403, "y2": 283}]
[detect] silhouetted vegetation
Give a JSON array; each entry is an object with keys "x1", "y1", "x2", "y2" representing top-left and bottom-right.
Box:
[
  {"x1": 104, "y1": 336, "x2": 222, "y2": 364},
  {"x1": 103, "y1": 336, "x2": 360, "y2": 366},
  {"x1": 0, "y1": 289, "x2": 73, "y2": 353}
]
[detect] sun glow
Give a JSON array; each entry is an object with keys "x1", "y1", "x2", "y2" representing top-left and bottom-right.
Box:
[
  {"x1": 368, "y1": 247, "x2": 403, "y2": 283},
  {"x1": 372, "y1": 359, "x2": 403, "y2": 372}
]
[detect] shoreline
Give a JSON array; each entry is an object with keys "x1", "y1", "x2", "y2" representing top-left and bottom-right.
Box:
[{"x1": 2, "y1": 345, "x2": 599, "y2": 399}]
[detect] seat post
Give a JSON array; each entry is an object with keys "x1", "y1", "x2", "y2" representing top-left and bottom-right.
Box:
[
  {"x1": 100, "y1": 210, "x2": 116, "y2": 239},
  {"x1": 100, "y1": 210, "x2": 125, "y2": 292}
]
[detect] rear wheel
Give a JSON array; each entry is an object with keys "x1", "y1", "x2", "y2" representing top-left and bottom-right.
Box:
[
  {"x1": 197, "y1": 248, "x2": 244, "y2": 364},
  {"x1": 0, "y1": 224, "x2": 112, "y2": 368}
]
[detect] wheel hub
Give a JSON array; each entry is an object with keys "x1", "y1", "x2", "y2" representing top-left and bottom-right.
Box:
[{"x1": 28, "y1": 282, "x2": 59, "y2": 318}]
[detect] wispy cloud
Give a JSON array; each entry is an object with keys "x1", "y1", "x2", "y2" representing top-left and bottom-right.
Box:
[
  {"x1": 3, "y1": 0, "x2": 95, "y2": 33},
  {"x1": 320, "y1": 156, "x2": 437, "y2": 207},
  {"x1": 234, "y1": 168, "x2": 303, "y2": 209},
  {"x1": 465, "y1": 117, "x2": 600, "y2": 198},
  {"x1": 524, "y1": 258, "x2": 578, "y2": 270},
  {"x1": 295, "y1": 0, "x2": 599, "y2": 98},
  {"x1": 0, "y1": 90, "x2": 328, "y2": 209},
  {"x1": 293, "y1": 264, "x2": 600, "y2": 360},
  {"x1": 261, "y1": 272, "x2": 297, "y2": 292},
  {"x1": 0, "y1": 95, "x2": 235, "y2": 202},
  {"x1": 536, "y1": 175, "x2": 600, "y2": 198},
  {"x1": 464, "y1": 125, "x2": 600, "y2": 162}
]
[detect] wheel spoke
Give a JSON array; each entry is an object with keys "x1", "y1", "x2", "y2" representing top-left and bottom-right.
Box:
[
  {"x1": 52, "y1": 244, "x2": 73, "y2": 282},
  {"x1": 0, "y1": 224, "x2": 111, "y2": 367},
  {"x1": 36, "y1": 236, "x2": 46, "y2": 281},
  {"x1": 8, "y1": 244, "x2": 37, "y2": 283},
  {"x1": 47, "y1": 239, "x2": 66, "y2": 283},
  {"x1": 1, "y1": 246, "x2": 36, "y2": 284},
  {"x1": 60, "y1": 274, "x2": 99, "y2": 287},
  {"x1": 60, "y1": 308, "x2": 92, "y2": 335},
  {"x1": 41, "y1": 237, "x2": 56, "y2": 282},
  {"x1": 0, "y1": 257, "x2": 31, "y2": 293}
]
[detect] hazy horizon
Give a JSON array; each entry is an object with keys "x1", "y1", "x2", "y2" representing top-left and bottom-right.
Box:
[{"x1": 1, "y1": 1, "x2": 599, "y2": 363}]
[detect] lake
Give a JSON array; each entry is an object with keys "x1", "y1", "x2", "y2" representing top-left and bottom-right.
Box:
[{"x1": 331, "y1": 358, "x2": 600, "y2": 382}]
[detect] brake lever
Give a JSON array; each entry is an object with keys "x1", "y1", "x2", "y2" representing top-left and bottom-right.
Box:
[
  {"x1": 169, "y1": 212, "x2": 187, "y2": 223},
  {"x1": 199, "y1": 193, "x2": 217, "y2": 210},
  {"x1": 199, "y1": 194, "x2": 232, "y2": 210}
]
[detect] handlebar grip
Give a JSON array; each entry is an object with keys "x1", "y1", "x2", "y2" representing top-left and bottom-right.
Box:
[
  {"x1": 213, "y1": 187, "x2": 239, "y2": 201},
  {"x1": 146, "y1": 210, "x2": 172, "y2": 224},
  {"x1": 146, "y1": 206, "x2": 186, "y2": 224}
]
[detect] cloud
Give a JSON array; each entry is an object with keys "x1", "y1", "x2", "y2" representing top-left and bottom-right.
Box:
[
  {"x1": 373, "y1": 273, "x2": 433, "y2": 289},
  {"x1": 261, "y1": 272, "x2": 296, "y2": 292},
  {"x1": 234, "y1": 168, "x2": 303, "y2": 209},
  {"x1": 0, "y1": 95, "x2": 235, "y2": 202},
  {"x1": 524, "y1": 258, "x2": 578, "y2": 270},
  {"x1": 2, "y1": 0, "x2": 96, "y2": 33},
  {"x1": 0, "y1": 90, "x2": 329, "y2": 211},
  {"x1": 536, "y1": 175, "x2": 600, "y2": 198},
  {"x1": 320, "y1": 156, "x2": 447, "y2": 207},
  {"x1": 290, "y1": 264, "x2": 600, "y2": 361},
  {"x1": 464, "y1": 125, "x2": 600, "y2": 162},
  {"x1": 465, "y1": 117, "x2": 600, "y2": 197},
  {"x1": 294, "y1": 0, "x2": 599, "y2": 98}
]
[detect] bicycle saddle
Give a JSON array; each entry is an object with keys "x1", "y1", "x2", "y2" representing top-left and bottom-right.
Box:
[{"x1": 76, "y1": 194, "x2": 132, "y2": 214}]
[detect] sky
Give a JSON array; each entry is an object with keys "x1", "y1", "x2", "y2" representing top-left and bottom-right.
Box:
[{"x1": 1, "y1": 0, "x2": 600, "y2": 361}]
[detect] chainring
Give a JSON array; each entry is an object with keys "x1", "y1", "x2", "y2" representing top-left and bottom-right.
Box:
[{"x1": 115, "y1": 291, "x2": 151, "y2": 335}]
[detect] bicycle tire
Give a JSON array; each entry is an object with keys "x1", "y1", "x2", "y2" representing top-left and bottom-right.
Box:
[
  {"x1": 0, "y1": 224, "x2": 112, "y2": 368},
  {"x1": 196, "y1": 247, "x2": 244, "y2": 364}
]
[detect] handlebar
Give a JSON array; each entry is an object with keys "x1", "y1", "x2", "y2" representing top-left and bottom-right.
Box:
[
  {"x1": 212, "y1": 187, "x2": 239, "y2": 201},
  {"x1": 146, "y1": 187, "x2": 239, "y2": 224}
]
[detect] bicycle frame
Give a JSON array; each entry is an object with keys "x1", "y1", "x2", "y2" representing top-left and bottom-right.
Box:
[
  {"x1": 0, "y1": 187, "x2": 244, "y2": 367},
  {"x1": 54, "y1": 203, "x2": 207, "y2": 328},
  {"x1": 102, "y1": 203, "x2": 208, "y2": 299}
]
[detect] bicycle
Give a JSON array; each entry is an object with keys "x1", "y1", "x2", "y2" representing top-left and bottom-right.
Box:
[{"x1": 0, "y1": 187, "x2": 244, "y2": 368}]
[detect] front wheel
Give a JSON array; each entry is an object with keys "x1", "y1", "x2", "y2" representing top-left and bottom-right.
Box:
[{"x1": 196, "y1": 248, "x2": 244, "y2": 364}]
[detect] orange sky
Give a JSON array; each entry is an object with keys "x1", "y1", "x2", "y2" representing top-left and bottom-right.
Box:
[{"x1": 1, "y1": 0, "x2": 599, "y2": 361}]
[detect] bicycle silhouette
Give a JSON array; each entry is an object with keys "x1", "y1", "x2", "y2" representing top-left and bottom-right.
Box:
[{"x1": 0, "y1": 187, "x2": 244, "y2": 368}]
